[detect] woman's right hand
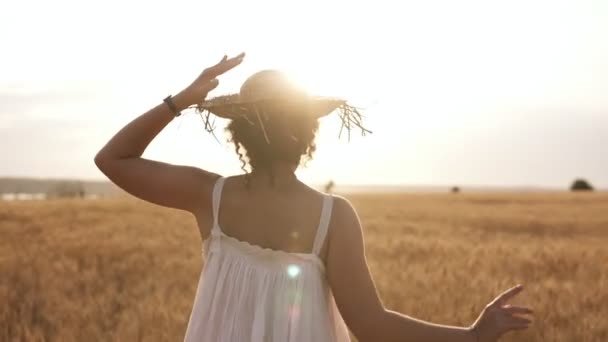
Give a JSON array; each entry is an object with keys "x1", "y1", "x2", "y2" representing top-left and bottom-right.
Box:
[
  {"x1": 174, "y1": 52, "x2": 245, "y2": 109},
  {"x1": 470, "y1": 284, "x2": 534, "y2": 341}
]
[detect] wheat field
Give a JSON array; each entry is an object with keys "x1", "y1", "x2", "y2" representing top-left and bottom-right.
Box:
[{"x1": 1, "y1": 192, "x2": 607, "y2": 341}]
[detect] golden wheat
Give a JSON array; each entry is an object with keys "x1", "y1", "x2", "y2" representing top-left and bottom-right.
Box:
[{"x1": 1, "y1": 192, "x2": 607, "y2": 341}]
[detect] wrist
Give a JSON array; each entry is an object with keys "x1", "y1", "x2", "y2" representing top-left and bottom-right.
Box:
[{"x1": 172, "y1": 90, "x2": 194, "y2": 111}]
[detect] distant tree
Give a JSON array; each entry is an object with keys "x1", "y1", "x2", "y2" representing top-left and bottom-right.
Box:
[
  {"x1": 451, "y1": 186, "x2": 460, "y2": 194},
  {"x1": 48, "y1": 181, "x2": 86, "y2": 198},
  {"x1": 570, "y1": 178, "x2": 594, "y2": 192},
  {"x1": 324, "y1": 180, "x2": 335, "y2": 194}
]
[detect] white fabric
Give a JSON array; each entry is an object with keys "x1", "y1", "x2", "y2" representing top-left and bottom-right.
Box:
[{"x1": 183, "y1": 177, "x2": 351, "y2": 342}]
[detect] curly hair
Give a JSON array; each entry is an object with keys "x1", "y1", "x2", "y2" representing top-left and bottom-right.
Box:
[{"x1": 225, "y1": 109, "x2": 319, "y2": 187}]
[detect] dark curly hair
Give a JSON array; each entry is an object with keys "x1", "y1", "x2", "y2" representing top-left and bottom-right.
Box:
[{"x1": 225, "y1": 108, "x2": 319, "y2": 187}]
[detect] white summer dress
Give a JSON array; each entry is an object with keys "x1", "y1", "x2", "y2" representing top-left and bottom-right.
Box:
[{"x1": 183, "y1": 177, "x2": 351, "y2": 342}]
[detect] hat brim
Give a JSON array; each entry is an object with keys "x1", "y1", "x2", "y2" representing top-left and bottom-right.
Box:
[{"x1": 197, "y1": 94, "x2": 347, "y2": 119}]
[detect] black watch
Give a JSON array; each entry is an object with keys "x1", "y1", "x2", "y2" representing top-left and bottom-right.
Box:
[{"x1": 163, "y1": 95, "x2": 182, "y2": 117}]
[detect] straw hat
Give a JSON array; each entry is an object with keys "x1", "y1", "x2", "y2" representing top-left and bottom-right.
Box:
[{"x1": 193, "y1": 69, "x2": 371, "y2": 142}]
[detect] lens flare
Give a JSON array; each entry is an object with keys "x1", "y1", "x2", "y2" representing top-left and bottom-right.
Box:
[{"x1": 287, "y1": 264, "x2": 301, "y2": 278}]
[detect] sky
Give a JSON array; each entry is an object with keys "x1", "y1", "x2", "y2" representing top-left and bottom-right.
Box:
[{"x1": 1, "y1": 0, "x2": 607, "y2": 189}]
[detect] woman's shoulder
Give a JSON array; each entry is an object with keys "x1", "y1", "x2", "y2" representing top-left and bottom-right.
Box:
[
  {"x1": 305, "y1": 190, "x2": 358, "y2": 228},
  {"x1": 218, "y1": 174, "x2": 355, "y2": 211}
]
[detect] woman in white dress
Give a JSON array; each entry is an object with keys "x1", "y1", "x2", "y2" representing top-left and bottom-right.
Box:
[{"x1": 95, "y1": 53, "x2": 533, "y2": 341}]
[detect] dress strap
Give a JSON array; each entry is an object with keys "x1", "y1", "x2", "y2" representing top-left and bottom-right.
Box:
[
  {"x1": 211, "y1": 176, "x2": 226, "y2": 235},
  {"x1": 312, "y1": 194, "x2": 334, "y2": 255}
]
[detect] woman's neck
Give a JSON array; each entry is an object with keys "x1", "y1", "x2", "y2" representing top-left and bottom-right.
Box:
[{"x1": 248, "y1": 164, "x2": 299, "y2": 188}]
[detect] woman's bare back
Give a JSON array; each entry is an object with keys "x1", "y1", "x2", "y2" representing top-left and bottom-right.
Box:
[{"x1": 194, "y1": 175, "x2": 329, "y2": 256}]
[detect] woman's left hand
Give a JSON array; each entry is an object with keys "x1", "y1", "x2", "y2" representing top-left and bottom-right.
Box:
[
  {"x1": 175, "y1": 52, "x2": 245, "y2": 108},
  {"x1": 470, "y1": 284, "x2": 534, "y2": 342}
]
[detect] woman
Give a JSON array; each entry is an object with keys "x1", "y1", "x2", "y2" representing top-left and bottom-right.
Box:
[{"x1": 94, "y1": 53, "x2": 533, "y2": 341}]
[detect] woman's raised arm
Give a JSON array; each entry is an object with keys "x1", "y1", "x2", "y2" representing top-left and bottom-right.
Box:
[
  {"x1": 326, "y1": 196, "x2": 533, "y2": 342},
  {"x1": 94, "y1": 53, "x2": 244, "y2": 214}
]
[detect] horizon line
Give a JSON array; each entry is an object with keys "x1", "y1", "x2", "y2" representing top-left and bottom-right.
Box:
[{"x1": 0, "y1": 175, "x2": 603, "y2": 191}]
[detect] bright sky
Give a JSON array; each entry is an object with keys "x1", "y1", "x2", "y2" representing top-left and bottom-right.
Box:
[{"x1": 2, "y1": 0, "x2": 607, "y2": 189}]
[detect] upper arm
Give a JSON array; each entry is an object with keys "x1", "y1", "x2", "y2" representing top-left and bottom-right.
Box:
[
  {"x1": 94, "y1": 154, "x2": 219, "y2": 214},
  {"x1": 326, "y1": 196, "x2": 386, "y2": 341}
]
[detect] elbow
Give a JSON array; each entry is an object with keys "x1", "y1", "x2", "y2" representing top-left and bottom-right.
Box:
[
  {"x1": 94, "y1": 152, "x2": 102, "y2": 168},
  {"x1": 94, "y1": 150, "x2": 111, "y2": 172},
  {"x1": 355, "y1": 309, "x2": 410, "y2": 342},
  {"x1": 350, "y1": 309, "x2": 389, "y2": 342},
  {"x1": 356, "y1": 329, "x2": 385, "y2": 342},
  {"x1": 356, "y1": 332, "x2": 378, "y2": 342}
]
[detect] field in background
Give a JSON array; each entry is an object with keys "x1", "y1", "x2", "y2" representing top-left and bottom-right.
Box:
[{"x1": 1, "y1": 192, "x2": 607, "y2": 341}]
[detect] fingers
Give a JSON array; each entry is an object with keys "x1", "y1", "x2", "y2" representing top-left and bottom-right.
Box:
[
  {"x1": 205, "y1": 52, "x2": 245, "y2": 78},
  {"x1": 503, "y1": 305, "x2": 533, "y2": 315},
  {"x1": 204, "y1": 78, "x2": 219, "y2": 92},
  {"x1": 503, "y1": 315, "x2": 532, "y2": 330},
  {"x1": 509, "y1": 316, "x2": 532, "y2": 325},
  {"x1": 492, "y1": 284, "x2": 524, "y2": 307},
  {"x1": 219, "y1": 53, "x2": 244, "y2": 72},
  {"x1": 499, "y1": 303, "x2": 533, "y2": 333}
]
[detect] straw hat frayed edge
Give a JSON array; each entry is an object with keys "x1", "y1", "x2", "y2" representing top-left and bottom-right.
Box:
[{"x1": 187, "y1": 94, "x2": 372, "y2": 144}]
